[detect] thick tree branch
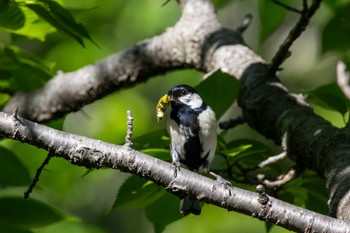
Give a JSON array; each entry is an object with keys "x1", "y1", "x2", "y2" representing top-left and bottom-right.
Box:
[
  {"x1": 3, "y1": 0, "x2": 260, "y2": 122},
  {"x1": 0, "y1": 111, "x2": 349, "y2": 232}
]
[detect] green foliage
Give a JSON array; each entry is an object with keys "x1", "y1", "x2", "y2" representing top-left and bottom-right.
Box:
[
  {"x1": 24, "y1": 0, "x2": 97, "y2": 47},
  {"x1": 0, "y1": 0, "x2": 348, "y2": 233},
  {"x1": 0, "y1": 146, "x2": 31, "y2": 187},
  {"x1": 113, "y1": 176, "x2": 165, "y2": 211},
  {"x1": 306, "y1": 82, "x2": 350, "y2": 123},
  {"x1": 258, "y1": 0, "x2": 289, "y2": 43},
  {"x1": 278, "y1": 171, "x2": 328, "y2": 215},
  {"x1": 0, "y1": 45, "x2": 54, "y2": 92},
  {"x1": 145, "y1": 193, "x2": 182, "y2": 233},
  {"x1": 0, "y1": 4, "x2": 25, "y2": 30},
  {"x1": 322, "y1": 3, "x2": 350, "y2": 53},
  {"x1": 196, "y1": 70, "x2": 239, "y2": 119},
  {"x1": 0, "y1": 197, "x2": 66, "y2": 228}
]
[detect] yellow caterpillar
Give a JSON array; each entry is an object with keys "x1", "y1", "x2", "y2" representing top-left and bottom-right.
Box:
[{"x1": 156, "y1": 95, "x2": 172, "y2": 122}]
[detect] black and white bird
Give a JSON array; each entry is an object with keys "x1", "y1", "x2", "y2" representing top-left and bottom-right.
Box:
[{"x1": 159, "y1": 84, "x2": 218, "y2": 216}]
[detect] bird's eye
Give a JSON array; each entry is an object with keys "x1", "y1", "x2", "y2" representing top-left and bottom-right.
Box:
[{"x1": 181, "y1": 90, "x2": 187, "y2": 95}]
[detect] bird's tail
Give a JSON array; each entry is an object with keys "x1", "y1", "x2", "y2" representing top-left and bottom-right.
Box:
[{"x1": 180, "y1": 196, "x2": 201, "y2": 216}]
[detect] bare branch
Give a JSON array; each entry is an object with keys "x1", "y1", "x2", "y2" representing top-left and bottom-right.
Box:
[
  {"x1": 260, "y1": 169, "x2": 297, "y2": 188},
  {"x1": 0, "y1": 111, "x2": 348, "y2": 232},
  {"x1": 219, "y1": 115, "x2": 245, "y2": 130},
  {"x1": 269, "y1": 0, "x2": 322, "y2": 74},
  {"x1": 236, "y1": 14, "x2": 253, "y2": 33},
  {"x1": 272, "y1": 0, "x2": 302, "y2": 14},
  {"x1": 258, "y1": 152, "x2": 287, "y2": 168},
  {"x1": 24, "y1": 152, "x2": 53, "y2": 199}
]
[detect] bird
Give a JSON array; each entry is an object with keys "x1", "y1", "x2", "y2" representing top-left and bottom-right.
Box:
[{"x1": 156, "y1": 84, "x2": 217, "y2": 215}]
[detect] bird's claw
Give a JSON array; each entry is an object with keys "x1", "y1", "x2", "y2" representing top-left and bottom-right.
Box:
[
  {"x1": 171, "y1": 161, "x2": 181, "y2": 178},
  {"x1": 210, "y1": 171, "x2": 233, "y2": 196}
]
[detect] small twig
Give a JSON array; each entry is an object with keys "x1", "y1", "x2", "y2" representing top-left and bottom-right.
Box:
[
  {"x1": 124, "y1": 110, "x2": 133, "y2": 149},
  {"x1": 336, "y1": 60, "x2": 350, "y2": 100},
  {"x1": 219, "y1": 115, "x2": 245, "y2": 130},
  {"x1": 258, "y1": 151, "x2": 287, "y2": 168},
  {"x1": 272, "y1": 0, "x2": 302, "y2": 14},
  {"x1": 260, "y1": 168, "x2": 296, "y2": 188},
  {"x1": 162, "y1": 0, "x2": 171, "y2": 7},
  {"x1": 236, "y1": 14, "x2": 253, "y2": 34},
  {"x1": 24, "y1": 152, "x2": 54, "y2": 199},
  {"x1": 269, "y1": 0, "x2": 322, "y2": 75}
]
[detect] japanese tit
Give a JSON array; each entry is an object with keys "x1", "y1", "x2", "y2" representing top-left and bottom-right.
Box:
[{"x1": 156, "y1": 84, "x2": 217, "y2": 215}]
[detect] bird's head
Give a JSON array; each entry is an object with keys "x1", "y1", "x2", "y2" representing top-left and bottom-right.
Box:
[
  {"x1": 167, "y1": 85, "x2": 203, "y2": 109},
  {"x1": 156, "y1": 84, "x2": 203, "y2": 122}
]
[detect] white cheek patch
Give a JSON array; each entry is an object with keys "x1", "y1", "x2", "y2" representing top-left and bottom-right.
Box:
[{"x1": 178, "y1": 93, "x2": 203, "y2": 109}]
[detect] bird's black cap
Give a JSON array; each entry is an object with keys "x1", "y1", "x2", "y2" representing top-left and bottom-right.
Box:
[{"x1": 168, "y1": 84, "x2": 197, "y2": 99}]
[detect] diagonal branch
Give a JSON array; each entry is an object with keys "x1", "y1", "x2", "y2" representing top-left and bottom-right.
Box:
[
  {"x1": 0, "y1": 111, "x2": 349, "y2": 232},
  {"x1": 269, "y1": 0, "x2": 322, "y2": 74}
]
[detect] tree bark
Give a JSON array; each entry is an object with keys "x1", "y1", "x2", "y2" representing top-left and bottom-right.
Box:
[
  {"x1": 0, "y1": 111, "x2": 349, "y2": 232},
  {"x1": 1, "y1": 0, "x2": 350, "y2": 231}
]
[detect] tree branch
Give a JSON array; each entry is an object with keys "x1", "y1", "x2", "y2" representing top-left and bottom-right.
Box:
[
  {"x1": 2, "y1": 0, "x2": 350, "y2": 227},
  {"x1": 0, "y1": 111, "x2": 348, "y2": 232}
]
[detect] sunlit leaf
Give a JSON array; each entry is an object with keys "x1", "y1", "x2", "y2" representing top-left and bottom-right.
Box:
[
  {"x1": 196, "y1": 70, "x2": 239, "y2": 119},
  {"x1": 0, "y1": 197, "x2": 66, "y2": 228},
  {"x1": 140, "y1": 148, "x2": 170, "y2": 161},
  {"x1": 24, "y1": 1, "x2": 97, "y2": 47},
  {"x1": 222, "y1": 144, "x2": 253, "y2": 157},
  {"x1": 306, "y1": 82, "x2": 350, "y2": 116},
  {"x1": 0, "y1": 146, "x2": 31, "y2": 187},
  {"x1": 10, "y1": 6, "x2": 56, "y2": 41},
  {"x1": 112, "y1": 175, "x2": 165, "y2": 211},
  {"x1": 132, "y1": 130, "x2": 169, "y2": 150},
  {"x1": 145, "y1": 192, "x2": 182, "y2": 233}
]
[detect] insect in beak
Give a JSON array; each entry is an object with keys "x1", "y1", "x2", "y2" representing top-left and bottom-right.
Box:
[{"x1": 156, "y1": 94, "x2": 173, "y2": 122}]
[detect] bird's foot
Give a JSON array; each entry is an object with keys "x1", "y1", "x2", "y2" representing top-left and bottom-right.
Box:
[
  {"x1": 210, "y1": 171, "x2": 233, "y2": 197},
  {"x1": 171, "y1": 161, "x2": 181, "y2": 178}
]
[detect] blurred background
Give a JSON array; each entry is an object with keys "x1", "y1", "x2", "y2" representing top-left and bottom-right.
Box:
[{"x1": 0, "y1": 0, "x2": 344, "y2": 232}]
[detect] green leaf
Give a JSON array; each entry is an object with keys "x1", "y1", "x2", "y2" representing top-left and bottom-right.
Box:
[
  {"x1": 0, "y1": 197, "x2": 66, "y2": 228},
  {"x1": 24, "y1": 1, "x2": 97, "y2": 47},
  {"x1": 140, "y1": 148, "x2": 170, "y2": 161},
  {"x1": 258, "y1": 0, "x2": 289, "y2": 42},
  {"x1": 132, "y1": 130, "x2": 169, "y2": 150},
  {"x1": 145, "y1": 192, "x2": 182, "y2": 233},
  {"x1": 306, "y1": 82, "x2": 350, "y2": 116},
  {"x1": 196, "y1": 70, "x2": 239, "y2": 119},
  {"x1": 278, "y1": 171, "x2": 328, "y2": 214},
  {"x1": 10, "y1": 6, "x2": 56, "y2": 41},
  {"x1": 0, "y1": 146, "x2": 31, "y2": 187},
  {"x1": 322, "y1": 3, "x2": 350, "y2": 53},
  {"x1": 222, "y1": 144, "x2": 253, "y2": 157},
  {"x1": 0, "y1": 223, "x2": 33, "y2": 233},
  {"x1": 212, "y1": 0, "x2": 233, "y2": 9},
  {"x1": 0, "y1": 4, "x2": 25, "y2": 30},
  {"x1": 112, "y1": 175, "x2": 165, "y2": 211},
  {"x1": 0, "y1": 45, "x2": 54, "y2": 92}
]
